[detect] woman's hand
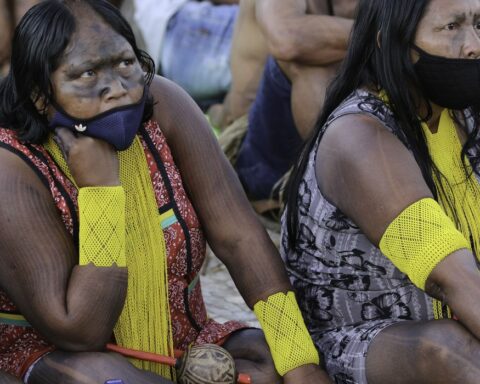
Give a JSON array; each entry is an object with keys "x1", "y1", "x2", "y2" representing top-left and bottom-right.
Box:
[
  {"x1": 54, "y1": 128, "x2": 120, "y2": 188},
  {"x1": 284, "y1": 364, "x2": 333, "y2": 384},
  {"x1": 426, "y1": 249, "x2": 480, "y2": 340}
]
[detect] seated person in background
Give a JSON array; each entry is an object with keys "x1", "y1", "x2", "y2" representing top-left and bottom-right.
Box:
[
  {"x1": 0, "y1": 1, "x2": 331, "y2": 383},
  {"x1": 0, "y1": 0, "x2": 41, "y2": 77},
  {"x1": 0, "y1": 0, "x2": 12, "y2": 77},
  {"x1": 208, "y1": 0, "x2": 268, "y2": 130},
  {"x1": 133, "y1": 0, "x2": 239, "y2": 104},
  {"x1": 234, "y1": 0, "x2": 358, "y2": 208},
  {"x1": 283, "y1": 0, "x2": 480, "y2": 382}
]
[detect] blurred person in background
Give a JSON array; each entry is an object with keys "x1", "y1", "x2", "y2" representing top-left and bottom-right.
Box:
[
  {"x1": 219, "y1": 0, "x2": 358, "y2": 216},
  {"x1": 133, "y1": 0, "x2": 239, "y2": 106},
  {"x1": 208, "y1": 0, "x2": 268, "y2": 131},
  {"x1": 0, "y1": 0, "x2": 125, "y2": 77},
  {"x1": 0, "y1": 0, "x2": 42, "y2": 77}
]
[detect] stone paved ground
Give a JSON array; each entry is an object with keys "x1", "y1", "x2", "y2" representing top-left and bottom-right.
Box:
[
  {"x1": 201, "y1": 251, "x2": 259, "y2": 327},
  {"x1": 201, "y1": 219, "x2": 281, "y2": 328}
]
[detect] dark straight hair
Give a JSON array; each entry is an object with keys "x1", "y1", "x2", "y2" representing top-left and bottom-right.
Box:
[
  {"x1": 0, "y1": 0, "x2": 155, "y2": 144},
  {"x1": 286, "y1": 0, "x2": 478, "y2": 248}
]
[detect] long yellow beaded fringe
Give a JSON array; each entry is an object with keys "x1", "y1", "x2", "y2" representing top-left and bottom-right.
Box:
[
  {"x1": 379, "y1": 91, "x2": 480, "y2": 319},
  {"x1": 422, "y1": 110, "x2": 480, "y2": 319},
  {"x1": 45, "y1": 136, "x2": 174, "y2": 379}
]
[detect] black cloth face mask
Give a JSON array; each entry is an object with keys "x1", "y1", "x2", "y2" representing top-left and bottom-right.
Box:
[
  {"x1": 413, "y1": 45, "x2": 480, "y2": 110},
  {"x1": 49, "y1": 87, "x2": 148, "y2": 151}
]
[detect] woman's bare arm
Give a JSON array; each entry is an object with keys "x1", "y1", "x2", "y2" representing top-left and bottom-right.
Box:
[
  {"x1": 0, "y1": 370, "x2": 22, "y2": 383},
  {"x1": 149, "y1": 76, "x2": 331, "y2": 383},
  {"x1": 150, "y1": 75, "x2": 291, "y2": 306},
  {"x1": 256, "y1": 0, "x2": 353, "y2": 65},
  {"x1": 317, "y1": 113, "x2": 480, "y2": 337},
  {"x1": 0, "y1": 145, "x2": 127, "y2": 351}
]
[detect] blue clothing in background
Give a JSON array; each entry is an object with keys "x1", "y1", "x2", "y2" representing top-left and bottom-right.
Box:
[
  {"x1": 235, "y1": 56, "x2": 303, "y2": 200},
  {"x1": 162, "y1": 2, "x2": 238, "y2": 101}
]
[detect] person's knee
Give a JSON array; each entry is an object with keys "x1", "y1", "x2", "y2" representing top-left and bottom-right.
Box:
[{"x1": 416, "y1": 320, "x2": 478, "y2": 371}]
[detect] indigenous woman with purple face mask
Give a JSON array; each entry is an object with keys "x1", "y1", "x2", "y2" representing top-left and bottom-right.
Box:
[
  {"x1": 0, "y1": 1, "x2": 332, "y2": 384},
  {"x1": 282, "y1": 0, "x2": 480, "y2": 383}
]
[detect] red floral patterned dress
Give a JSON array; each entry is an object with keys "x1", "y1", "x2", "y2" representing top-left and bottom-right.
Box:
[{"x1": 0, "y1": 121, "x2": 246, "y2": 378}]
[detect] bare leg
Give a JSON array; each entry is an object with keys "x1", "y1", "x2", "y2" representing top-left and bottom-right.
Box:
[
  {"x1": 28, "y1": 329, "x2": 327, "y2": 384},
  {"x1": 0, "y1": 372, "x2": 22, "y2": 384},
  {"x1": 278, "y1": 61, "x2": 338, "y2": 139},
  {"x1": 214, "y1": 0, "x2": 268, "y2": 130},
  {"x1": 28, "y1": 351, "x2": 174, "y2": 384},
  {"x1": 367, "y1": 319, "x2": 480, "y2": 384},
  {"x1": 30, "y1": 331, "x2": 281, "y2": 384}
]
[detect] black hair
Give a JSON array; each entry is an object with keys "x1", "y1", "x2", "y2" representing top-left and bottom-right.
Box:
[
  {"x1": 0, "y1": 0, "x2": 155, "y2": 144},
  {"x1": 286, "y1": 0, "x2": 468, "y2": 248}
]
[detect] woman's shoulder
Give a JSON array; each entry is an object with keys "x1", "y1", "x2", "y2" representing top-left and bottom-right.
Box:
[
  {"x1": 147, "y1": 74, "x2": 220, "y2": 160},
  {"x1": 327, "y1": 89, "x2": 394, "y2": 126},
  {"x1": 321, "y1": 89, "x2": 408, "y2": 150},
  {"x1": 0, "y1": 127, "x2": 62, "y2": 198},
  {"x1": 0, "y1": 134, "x2": 51, "y2": 198},
  {"x1": 149, "y1": 75, "x2": 199, "y2": 137},
  {"x1": 0, "y1": 127, "x2": 41, "y2": 168}
]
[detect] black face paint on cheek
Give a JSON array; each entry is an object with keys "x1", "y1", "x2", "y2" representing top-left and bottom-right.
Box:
[
  {"x1": 128, "y1": 65, "x2": 147, "y2": 89},
  {"x1": 52, "y1": 13, "x2": 147, "y2": 118},
  {"x1": 98, "y1": 66, "x2": 145, "y2": 96}
]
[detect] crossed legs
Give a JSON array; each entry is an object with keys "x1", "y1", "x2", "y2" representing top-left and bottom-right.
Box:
[
  {"x1": 27, "y1": 351, "x2": 174, "y2": 384},
  {"x1": 27, "y1": 329, "x2": 279, "y2": 384}
]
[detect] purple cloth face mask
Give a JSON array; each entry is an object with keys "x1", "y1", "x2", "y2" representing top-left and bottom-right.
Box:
[{"x1": 49, "y1": 89, "x2": 148, "y2": 151}]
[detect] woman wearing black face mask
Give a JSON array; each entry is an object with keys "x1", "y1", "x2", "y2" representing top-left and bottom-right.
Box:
[{"x1": 283, "y1": 0, "x2": 480, "y2": 383}]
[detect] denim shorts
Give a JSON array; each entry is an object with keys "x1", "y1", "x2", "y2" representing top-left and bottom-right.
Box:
[{"x1": 235, "y1": 57, "x2": 303, "y2": 200}]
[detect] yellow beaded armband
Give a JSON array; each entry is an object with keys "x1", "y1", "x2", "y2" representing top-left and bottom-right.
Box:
[
  {"x1": 78, "y1": 186, "x2": 126, "y2": 267},
  {"x1": 253, "y1": 291, "x2": 319, "y2": 376},
  {"x1": 380, "y1": 198, "x2": 470, "y2": 290}
]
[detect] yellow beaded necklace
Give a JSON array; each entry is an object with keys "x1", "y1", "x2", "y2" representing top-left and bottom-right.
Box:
[{"x1": 45, "y1": 135, "x2": 174, "y2": 379}]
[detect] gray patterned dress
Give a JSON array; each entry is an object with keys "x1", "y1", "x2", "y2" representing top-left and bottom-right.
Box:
[{"x1": 281, "y1": 90, "x2": 445, "y2": 384}]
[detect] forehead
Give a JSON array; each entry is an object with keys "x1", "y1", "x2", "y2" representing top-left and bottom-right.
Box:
[
  {"x1": 422, "y1": 0, "x2": 480, "y2": 20},
  {"x1": 59, "y1": 6, "x2": 132, "y2": 67}
]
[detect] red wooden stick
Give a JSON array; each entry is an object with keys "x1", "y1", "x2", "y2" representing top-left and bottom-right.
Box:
[{"x1": 106, "y1": 343, "x2": 177, "y2": 366}]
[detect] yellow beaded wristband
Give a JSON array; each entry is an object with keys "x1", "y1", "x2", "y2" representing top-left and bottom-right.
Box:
[
  {"x1": 253, "y1": 291, "x2": 320, "y2": 376},
  {"x1": 380, "y1": 198, "x2": 470, "y2": 290},
  {"x1": 78, "y1": 186, "x2": 126, "y2": 267}
]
